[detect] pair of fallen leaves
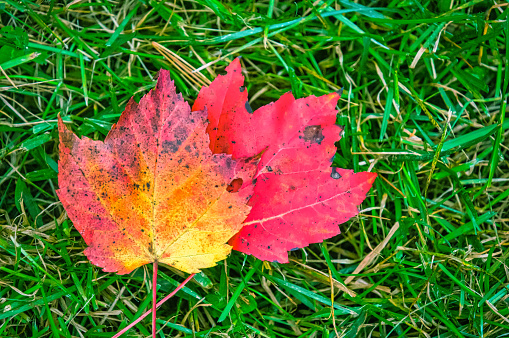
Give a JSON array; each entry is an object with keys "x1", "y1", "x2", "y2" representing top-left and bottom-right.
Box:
[{"x1": 57, "y1": 58, "x2": 376, "y2": 276}]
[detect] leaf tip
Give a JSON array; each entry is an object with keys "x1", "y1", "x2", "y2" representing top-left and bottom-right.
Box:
[{"x1": 225, "y1": 57, "x2": 242, "y2": 74}]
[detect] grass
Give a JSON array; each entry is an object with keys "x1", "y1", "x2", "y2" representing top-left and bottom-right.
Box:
[{"x1": 0, "y1": 0, "x2": 508, "y2": 337}]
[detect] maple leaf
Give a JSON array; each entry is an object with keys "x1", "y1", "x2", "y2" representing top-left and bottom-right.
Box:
[
  {"x1": 57, "y1": 70, "x2": 252, "y2": 274},
  {"x1": 193, "y1": 58, "x2": 339, "y2": 160},
  {"x1": 193, "y1": 58, "x2": 377, "y2": 263},
  {"x1": 230, "y1": 169, "x2": 377, "y2": 262}
]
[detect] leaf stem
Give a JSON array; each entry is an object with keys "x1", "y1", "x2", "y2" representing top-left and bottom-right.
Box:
[
  {"x1": 153, "y1": 261, "x2": 158, "y2": 338},
  {"x1": 112, "y1": 273, "x2": 196, "y2": 338}
]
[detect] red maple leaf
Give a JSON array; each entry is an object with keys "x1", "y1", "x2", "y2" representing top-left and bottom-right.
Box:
[{"x1": 193, "y1": 58, "x2": 377, "y2": 263}]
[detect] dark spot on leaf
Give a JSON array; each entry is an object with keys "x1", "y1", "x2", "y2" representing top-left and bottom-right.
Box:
[
  {"x1": 331, "y1": 167, "x2": 341, "y2": 179},
  {"x1": 266, "y1": 166, "x2": 273, "y2": 172},
  {"x1": 227, "y1": 178, "x2": 243, "y2": 193},
  {"x1": 302, "y1": 125, "x2": 325, "y2": 144},
  {"x1": 162, "y1": 139, "x2": 182, "y2": 154},
  {"x1": 245, "y1": 101, "x2": 253, "y2": 114}
]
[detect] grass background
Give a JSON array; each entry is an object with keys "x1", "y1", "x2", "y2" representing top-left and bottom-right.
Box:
[{"x1": 1, "y1": 0, "x2": 508, "y2": 337}]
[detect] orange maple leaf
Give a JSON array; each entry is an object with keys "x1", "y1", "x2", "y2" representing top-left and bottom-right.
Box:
[{"x1": 57, "y1": 70, "x2": 252, "y2": 274}]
